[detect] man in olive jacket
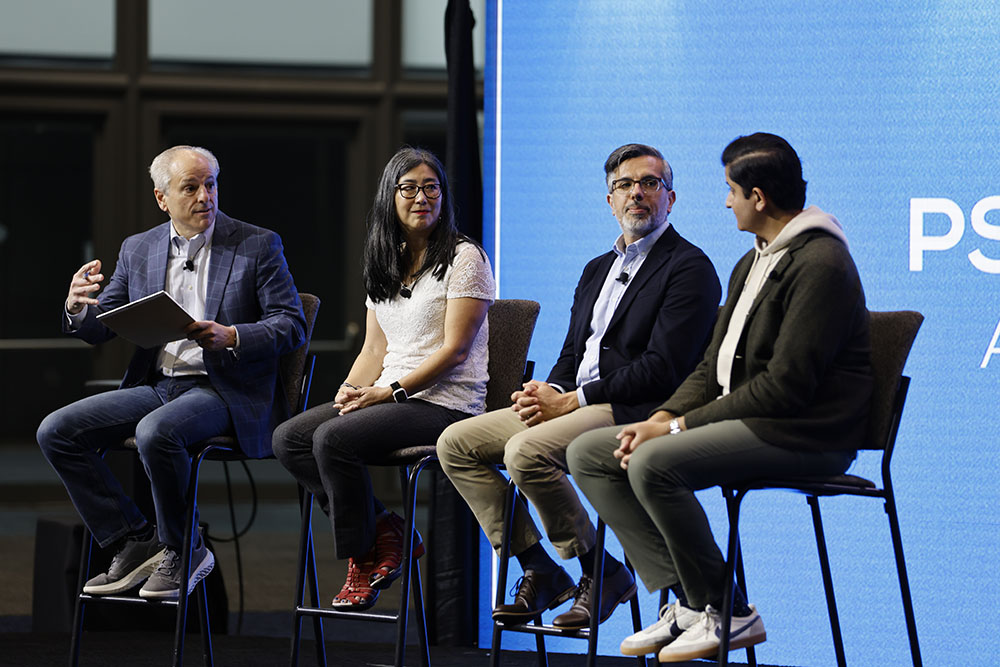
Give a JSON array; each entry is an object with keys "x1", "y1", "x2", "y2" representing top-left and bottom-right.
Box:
[{"x1": 568, "y1": 133, "x2": 872, "y2": 663}]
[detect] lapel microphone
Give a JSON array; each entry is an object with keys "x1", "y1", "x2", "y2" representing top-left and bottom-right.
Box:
[
  {"x1": 616, "y1": 271, "x2": 630, "y2": 284},
  {"x1": 183, "y1": 259, "x2": 195, "y2": 271}
]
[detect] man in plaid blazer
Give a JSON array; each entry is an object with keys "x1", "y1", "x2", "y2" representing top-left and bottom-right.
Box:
[{"x1": 37, "y1": 145, "x2": 306, "y2": 601}]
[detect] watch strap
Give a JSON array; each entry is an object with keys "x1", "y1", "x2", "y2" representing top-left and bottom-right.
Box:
[{"x1": 390, "y1": 381, "x2": 408, "y2": 403}]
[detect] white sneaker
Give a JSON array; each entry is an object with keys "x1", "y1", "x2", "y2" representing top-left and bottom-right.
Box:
[
  {"x1": 619, "y1": 600, "x2": 701, "y2": 655},
  {"x1": 657, "y1": 604, "x2": 766, "y2": 662}
]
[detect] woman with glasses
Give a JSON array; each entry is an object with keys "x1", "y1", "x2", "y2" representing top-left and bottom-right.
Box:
[{"x1": 273, "y1": 146, "x2": 494, "y2": 609}]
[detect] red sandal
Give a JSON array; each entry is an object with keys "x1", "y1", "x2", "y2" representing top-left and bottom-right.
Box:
[
  {"x1": 331, "y1": 556, "x2": 379, "y2": 610},
  {"x1": 369, "y1": 511, "x2": 425, "y2": 590}
]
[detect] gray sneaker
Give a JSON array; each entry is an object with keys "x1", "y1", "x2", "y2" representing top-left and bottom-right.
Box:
[
  {"x1": 82, "y1": 531, "x2": 165, "y2": 595},
  {"x1": 138, "y1": 538, "x2": 215, "y2": 601}
]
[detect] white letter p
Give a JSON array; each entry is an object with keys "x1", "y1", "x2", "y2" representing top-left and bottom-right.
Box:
[{"x1": 909, "y1": 198, "x2": 964, "y2": 271}]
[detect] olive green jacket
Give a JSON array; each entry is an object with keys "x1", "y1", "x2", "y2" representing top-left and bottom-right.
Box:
[{"x1": 657, "y1": 230, "x2": 872, "y2": 452}]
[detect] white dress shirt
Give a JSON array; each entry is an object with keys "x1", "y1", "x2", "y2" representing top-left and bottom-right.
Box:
[{"x1": 155, "y1": 222, "x2": 215, "y2": 376}]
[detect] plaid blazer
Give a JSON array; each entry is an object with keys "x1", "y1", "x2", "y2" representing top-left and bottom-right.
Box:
[{"x1": 67, "y1": 212, "x2": 306, "y2": 458}]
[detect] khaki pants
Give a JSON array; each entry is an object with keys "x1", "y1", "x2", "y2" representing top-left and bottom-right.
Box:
[{"x1": 436, "y1": 404, "x2": 615, "y2": 559}]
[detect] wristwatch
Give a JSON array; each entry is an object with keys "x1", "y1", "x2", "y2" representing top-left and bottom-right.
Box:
[
  {"x1": 390, "y1": 381, "x2": 408, "y2": 403},
  {"x1": 668, "y1": 418, "x2": 682, "y2": 435}
]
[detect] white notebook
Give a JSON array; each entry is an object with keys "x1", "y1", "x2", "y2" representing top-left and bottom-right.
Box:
[{"x1": 96, "y1": 291, "x2": 195, "y2": 349}]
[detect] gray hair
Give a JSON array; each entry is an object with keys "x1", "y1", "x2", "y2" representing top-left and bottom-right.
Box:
[
  {"x1": 603, "y1": 143, "x2": 673, "y2": 191},
  {"x1": 148, "y1": 145, "x2": 220, "y2": 193}
]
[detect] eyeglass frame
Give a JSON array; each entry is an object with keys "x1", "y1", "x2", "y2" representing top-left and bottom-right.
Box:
[
  {"x1": 395, "y1": 182, "x2": 443, "y2": 199},
  {"x1": 609, "y1": 176, "x2": 671, "y2": 195}
]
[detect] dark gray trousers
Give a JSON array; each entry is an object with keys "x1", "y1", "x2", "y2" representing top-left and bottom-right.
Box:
[
  {"x1": 567, "y1": 419, "x2": 854, "y2": 608},
  {"x1": 272, "y1": 399, "x2": 469, "y2": 559}
]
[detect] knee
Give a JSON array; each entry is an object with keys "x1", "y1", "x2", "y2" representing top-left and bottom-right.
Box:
[
  {"x1": 309, "y1": 421, "x2": 357, "y2": 466},
  {"x1": 36, "y1": 409, "x2": 64, "y2": 455},
  {"x1": 502, "y1": 433, "x2": 543, "y2": 480},
  {"x1": 436, "y1": 421, "x2": 470, "y2": 471},
  {"x1": 627, "y1": 446, "x2": 680, "y2": 500},
  {"x1": 133, "y1": 413, "x2": 177, "y2": 458},
  {"x1": 271, "y1": 419, "x2": 296, "y2": 464},
  {"x1": 565, "y1": 429, "x2": 610, "y2": 479}
]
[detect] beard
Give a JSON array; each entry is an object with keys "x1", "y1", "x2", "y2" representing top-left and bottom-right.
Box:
[{"x1": 620, "y1": 210, "x2": 666, "y2": 240}]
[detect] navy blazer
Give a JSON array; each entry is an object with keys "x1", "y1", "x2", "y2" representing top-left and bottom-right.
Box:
[
  {"x1": 546, "y1": 224, "x2": 720, "y2": 424},
  {"x1": 66, "y1": 212, "x2": 307, "y2": 458}
]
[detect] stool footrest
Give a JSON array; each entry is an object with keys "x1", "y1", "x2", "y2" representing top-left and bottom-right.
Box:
[
  {"x1": 492, "y1": 620, "x2": 593, "y2": 639},
  {"x1": 79, "y1": 593, "x2": 182, "y2": 607},
  {"x1": 296, "y1": 605, "x2": 401, "y2": 624}
]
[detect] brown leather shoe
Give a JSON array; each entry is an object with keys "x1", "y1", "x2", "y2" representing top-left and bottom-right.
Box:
[
  {"x1": 492, "y1": 567, "x2": 576, "y2": 624},
  {"x1": 552, "y1": 563, "x2": 637, "y2": 629}
]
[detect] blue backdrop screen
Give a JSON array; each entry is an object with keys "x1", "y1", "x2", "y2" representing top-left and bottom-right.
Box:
[{"x1": 482, "y1": 1, "x2": 1000, "y2": 665}]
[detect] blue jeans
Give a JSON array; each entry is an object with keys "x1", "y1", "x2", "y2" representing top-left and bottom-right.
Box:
[{"x1": 37, "y1": 374, "x2": 233, "y2": 550}]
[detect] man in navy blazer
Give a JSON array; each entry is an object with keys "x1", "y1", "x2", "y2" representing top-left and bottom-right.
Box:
[
  {"x1": 437, "y1": 144, "x2": 720, "y2": 629},
  {"x1": 37, "y1": 145, "x2": 306, "y2": 601}
]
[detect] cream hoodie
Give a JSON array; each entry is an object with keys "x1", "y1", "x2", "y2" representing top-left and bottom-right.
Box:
[{"x1": 716, "y1": 206, "x2": 848, "y2": 395}]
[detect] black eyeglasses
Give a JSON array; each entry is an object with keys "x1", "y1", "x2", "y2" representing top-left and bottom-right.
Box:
[
  {"x1": 396, "y1": 183, "x2": 442, "y2": 199},
  {"x1": 610, "y1": 176, "x2": 670, "y2": 194}
]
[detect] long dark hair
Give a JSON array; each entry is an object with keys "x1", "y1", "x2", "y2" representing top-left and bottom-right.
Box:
[{"x1": 363, "y1": 146, "x2": 467, "y2": 302}]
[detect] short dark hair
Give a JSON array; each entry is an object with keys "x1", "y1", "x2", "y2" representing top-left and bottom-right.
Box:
[
  {"x1": 363, "y1": 146, "x2": 472, "y2": 303},
  {"x1": 721, "y1": 133, "x2": 807, "y2": 211},
  {"x1": 604, "y1": 143, "x2": 672, "y2": 191}
]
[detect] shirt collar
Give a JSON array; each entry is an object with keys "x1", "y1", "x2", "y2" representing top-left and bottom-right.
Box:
[
  {"x1": 169, "y1": 220, "x2": 215, "y2": 250},
  {"x1": 611, "y1": 220, "x2": 670, "y2": 259}
]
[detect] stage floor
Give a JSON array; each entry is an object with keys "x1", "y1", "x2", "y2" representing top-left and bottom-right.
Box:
[{"x1": 0, "y1": 630, "x2": 751, "y2": 667}]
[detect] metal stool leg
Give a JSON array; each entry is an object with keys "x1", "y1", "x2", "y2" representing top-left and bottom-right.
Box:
[
  {"x1": 622, "y1": 556, "x2": 647, "y2": 667},
  {"x1": 718, "y1": 486, "x2": 743, "y2": 667},
  {"x1": 196, "y1": 580, "x2": 214, "y2": 666},
  {"x1": 808, "y1": 495, "x2": 846, "y2": 667},
  {"x1": 489, "y1": 481, "x2": 517, "y2": 667},
  {"x1": 584, "y1": 521, "x2": 606, "y2": 667},
  {"x1": 291, "y1": 488, "x2": 328, "y2": 667},
  {"x1": 395, "y1": 461, "x2": 432, "y2": 667},
  {"x1": 69, "y1": 524, "x2": 94, "y2": 667},
  {"x1": 884, "y1": 491, "x2": 922, "y2": 666},
  {"x1": 174, "y1": 452, "x2": 213, "y2": 667}
]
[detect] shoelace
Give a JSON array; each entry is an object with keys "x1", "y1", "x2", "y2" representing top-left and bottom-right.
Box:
[
  {"x1": 108, "y1": 550, "x2": 126, "y2": 571},
  {"x1": 689, "y1": 607, "x2": 720, "y2": 639},
  {"x1": 343, "y1": 557, "x2": 376, "y2": 591},
  {"x1": 572, "y1": 575, "x2": 592, "y2": 603},
  {"x1": 344, "y1": 559, "x2": 363, "y2": 589},
  {"x1": 508, "y1": 575, "x2": 527, "y2": 598},
  {"x1": 508, "y1": 573, "x2": 543, "y2": 603},
  {"x1": 154, "y1": 549, "x2": 179, "y2": 576},
  {"x1": 658, "y1": 601, "x2": 685, "y2": 626}
]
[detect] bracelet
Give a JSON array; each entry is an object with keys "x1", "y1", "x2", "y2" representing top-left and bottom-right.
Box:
[
  {"x1": 340, "y1": 382, "x2": 359, "y2": 390},
  {"x1": 668, "y1": 418, "x2": 682, "y2": 435}
]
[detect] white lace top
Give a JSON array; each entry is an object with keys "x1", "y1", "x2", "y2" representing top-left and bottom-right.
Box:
[{"x1": 365, "y1": 242, "x2": 495, "y2": 415}]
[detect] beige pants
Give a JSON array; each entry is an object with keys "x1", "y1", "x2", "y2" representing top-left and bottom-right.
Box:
[{"x1": 436, "y1": 403, "x2": 615, "y2": 560}]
